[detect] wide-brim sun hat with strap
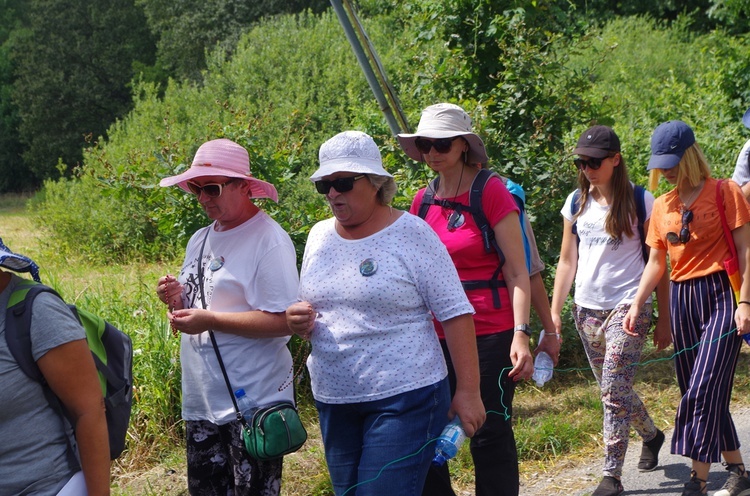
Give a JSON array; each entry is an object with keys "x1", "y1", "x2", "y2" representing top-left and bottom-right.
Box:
[
  {"x1": 310, "y1": 130, "x2": 393, "y2": 181},
  {"x1": 0, "y1": 238, "x2": 40, "y2": 282},
  {"x1": 159, "y1": 138, "x2": 278, "y2": 202},
  {"x1": 397, "y1": 103, "x2": 489, "y2": 164}
]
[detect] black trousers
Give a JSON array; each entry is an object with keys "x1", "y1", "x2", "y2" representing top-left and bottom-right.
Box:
[{"x1": 422, "y1": 331, "x2": 519, "y2": 496}]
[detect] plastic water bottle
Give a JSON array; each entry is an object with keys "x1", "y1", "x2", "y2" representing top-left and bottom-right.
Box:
[
  {"x1": 532, "y1": 351, "x2": 554, "y2": 387},
  {"x1": 432, "y1": 416, "x2": 467, "y2": 467},
  {"x1": 234, "y1": 388, "x2": 257, "y2": 422}
]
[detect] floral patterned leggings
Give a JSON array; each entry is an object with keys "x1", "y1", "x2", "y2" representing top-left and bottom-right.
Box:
[
  {"x1": 573, "y1": 303, "x2": 660, "y2": 478},
  {"x1": 186, "y1": 419, "x2": 283, "y2": 496}
]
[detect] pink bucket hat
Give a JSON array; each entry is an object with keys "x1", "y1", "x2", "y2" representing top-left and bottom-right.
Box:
[
  {"x1": 159, "y1": 138, "x2": 278, "y2": 202},
  {"x1": 397, "y1": 103, "x2": 489, "y2": 164}
]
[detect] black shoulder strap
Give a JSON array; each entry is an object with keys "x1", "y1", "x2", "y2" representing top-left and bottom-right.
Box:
[
  {"x1": 571, "y1": 189, "x2": 582, "y2": 237},
  {"x1": 417, "y1": 177, "x2": 441, "y2": 219},
  {"x1": 6, "y1": 282, "x2": 63, "y2": 383},
  {"x1": 633, "y1": 184, "x2": 648, "y2": 263}
]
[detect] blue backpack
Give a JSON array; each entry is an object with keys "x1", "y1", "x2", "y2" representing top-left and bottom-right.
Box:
[
  {"x1": 570, "y1": 184, "x2": 648, "y2": 263},
  {"x1": 5, "y1": 279, "x2": 133, "y2": 460}
]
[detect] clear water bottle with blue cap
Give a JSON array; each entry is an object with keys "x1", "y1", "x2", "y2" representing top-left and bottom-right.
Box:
[
  {"x1": 432, "y1": 416, "x2": 467, "y2": 467},
  {"x1": 234, "y1": 388, "x2": 257, "y2": 422},
  {"x1": 532, "y1": 351, "x2": 554, "y2": 387}
]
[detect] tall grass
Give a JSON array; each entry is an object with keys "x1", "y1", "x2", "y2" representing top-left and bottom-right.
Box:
[{"x1": 5, "y1": 194, "x2": 750, "y2": 495}]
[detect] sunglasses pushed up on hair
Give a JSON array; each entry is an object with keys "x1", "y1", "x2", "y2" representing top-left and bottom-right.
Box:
[
  {"x1": 314, "y1": 175, "x2": 365, "y2": 195},
  {"x1": 414, "y1": 137, "x2": 458, "y2": 155},
  {"x1": 186, "y1": 179, "x2": 237, "y2": 198}
]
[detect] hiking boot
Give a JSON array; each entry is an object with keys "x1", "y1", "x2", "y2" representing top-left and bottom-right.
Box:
[
  {"x1": 714, "y1": 463, "x2": 750, "y2": 496},
  {"x1": 638, "y1": 429, "x2": 665, "y2": 472},
  {"x1": 682, "y1": 470, "x2": 707, "y2": 496},
  {"x1": 592, "y1": 476, "x2": 623, "y2": 496}
]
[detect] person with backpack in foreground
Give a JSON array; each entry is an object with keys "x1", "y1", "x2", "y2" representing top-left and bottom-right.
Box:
[
  {"x1": 156, "y1": 138, "x2": 299, "y2": 495},
  {"x1": 550, "y1": 125, "x2": 671, "y2": 496},
  {"x1": 624, "y1": 121, "x2": 750, "y2": 496},
  {"x1": 398, "y1": 103, "x2": 533, "y2": 496},
  {"x1": 0, "y1": 239, "x2": 110, "y2": 495},
  {"x1": 286, "y1": 130, "x2": 484, "y2": 495}
]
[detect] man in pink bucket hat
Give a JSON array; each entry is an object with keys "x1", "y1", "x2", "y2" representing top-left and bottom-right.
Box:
[{"x1": 156, "y1": 138, "x2": 300, "y2": 495}]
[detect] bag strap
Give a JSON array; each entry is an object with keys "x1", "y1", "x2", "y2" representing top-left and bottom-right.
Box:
[
  {"x1": 195, "y1": 228, "x2": 245, "y2": 424},
  {"x1": 716, "y1": 179, "x2": 738, "y2": 259},
  {"x1": 633, "y1": 184, "x2": 649, "y2": 263}
]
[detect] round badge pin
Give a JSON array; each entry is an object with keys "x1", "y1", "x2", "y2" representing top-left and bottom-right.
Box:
[
  {"x1": 209, "y1": 256, "x2": 225, "y2": 271},
  {"x1": 359, "y1": 258, "x2": 377, "y2": 277}
]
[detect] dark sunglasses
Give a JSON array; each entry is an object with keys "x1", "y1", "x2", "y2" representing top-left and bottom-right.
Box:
[
  {"x1": 315, "y1": 175, "x2": 365, "y2": 195},
  {"x1": 187, "y1": 179, "x2": 237, "y2": 198},
  {"x1": 666, "y1": 209, "x2": 693, "y2": 245},
  {"x1": 414, "y1": 137, "x2": 458, "y2": 155},
  {"x1": 573, "y1": 157, "x2": 605, "y2": 171}
]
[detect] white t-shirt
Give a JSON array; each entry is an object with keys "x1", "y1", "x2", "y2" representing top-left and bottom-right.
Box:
[
  {"x1": 561, "y1": 189, "x2": 654, "y2": 310},
  {"x1": 178, "y1": 211, "x2": 299, "y2": 423},
  {"x1": 732, "y1": 139, "x2": 750, "y2": 187},
  {"x1": 299, "y1": 213, "x2": 474, "y2": 404}
]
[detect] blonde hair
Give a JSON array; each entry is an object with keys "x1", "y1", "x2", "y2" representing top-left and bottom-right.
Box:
[
  {"x1": 573, "y1": 153, "x2": 637, "y2": 239},
  {"x1": 648, "y1": 143, "x2": 711, "y2": 190},
  {"x1": 367, "y1": 174, "x2": 397, "y2": 205}
]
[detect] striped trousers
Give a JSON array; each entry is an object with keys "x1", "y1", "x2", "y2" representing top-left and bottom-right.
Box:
[{"x1": 671, "y1": 271, "x2": 743, "y2": 463}]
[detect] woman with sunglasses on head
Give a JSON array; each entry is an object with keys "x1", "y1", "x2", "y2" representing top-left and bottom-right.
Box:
[
  {"x1": 155, "y1": 138, "x2": 300, "y2": 495},
  {"x1": 551, "y1": 125, "x2": 671, "y2": 496},
  {"x1": 398, "y1": 103, "x2": 534, "y2": 496},
  {"x1": 624, "y1": 120, "x2": 750, "y2": 496},
  {"x1": 286, "y1": 131, "x2": 485, "y2": 496}
]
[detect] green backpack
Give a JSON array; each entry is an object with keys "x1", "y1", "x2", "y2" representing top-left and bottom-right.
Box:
[{"x1": 5, "y1": 279, "x2": 133, "y2": 459}]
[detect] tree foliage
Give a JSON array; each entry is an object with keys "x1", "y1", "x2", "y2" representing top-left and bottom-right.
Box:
[
  {"x1": 10, "y1": 0, "x2": 157, "y2": 182},
  {"x1": 135, "y1": 0, "x2": 329, "y2": 82}
]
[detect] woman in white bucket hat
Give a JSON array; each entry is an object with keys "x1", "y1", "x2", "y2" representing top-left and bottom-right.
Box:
[
  {"x1": 399, "y1": 103, "x2": 533, "y2": 496},
  {"x1": 156, "y1": 138, "x2": 299, "y2": 495},
  {"x1": 287, "y1": 130, "x2": 484, "y2": 495}
]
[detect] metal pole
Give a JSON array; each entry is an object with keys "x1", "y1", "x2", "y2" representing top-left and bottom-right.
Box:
[
  {"x1": 340, "y1": 0, "x2": 411, "y2": 134},
  {"x1": 329, "y1": 0, "x2": 407, "y2": 136}
]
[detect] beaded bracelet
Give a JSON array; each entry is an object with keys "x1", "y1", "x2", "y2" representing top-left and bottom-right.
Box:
[{"x1": 739, "y1": 301, "x2": 750, "y2": 306}]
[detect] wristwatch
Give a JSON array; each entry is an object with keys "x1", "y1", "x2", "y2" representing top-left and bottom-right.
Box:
[{"x1": 513, "y1": 323, "x2": 531, "y2": 337}]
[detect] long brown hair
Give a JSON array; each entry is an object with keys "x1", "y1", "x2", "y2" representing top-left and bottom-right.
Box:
[{"x1": 573, "y1": 153, "x2": 637, "y2": 239}]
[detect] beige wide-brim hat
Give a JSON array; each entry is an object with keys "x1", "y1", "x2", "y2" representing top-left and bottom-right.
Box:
[
  {"x1": 310, "y1": 130, "x2": 393, "y2": 181},
  {"x1": 397, "y1": 103, "x2": 489, "y2": 164},
  {"x1": 160, "y1": 138, "x2": 278, "y2": 202}
]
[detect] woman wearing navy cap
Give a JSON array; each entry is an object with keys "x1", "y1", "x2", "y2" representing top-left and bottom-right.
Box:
[{"x1": 625, "y1": 120, "x2": 750, "y2": 496}]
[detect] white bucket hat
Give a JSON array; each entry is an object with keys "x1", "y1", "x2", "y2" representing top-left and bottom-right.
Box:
[
  {"x1": 160, "y1": 138, "x2": 278, "y2": 202},
  {"x1": 310, "y1": 131, "x2": 393, "y2": 181},
  {"x1": 397, "y1": 103, "x2": 489, "y2": 164}
]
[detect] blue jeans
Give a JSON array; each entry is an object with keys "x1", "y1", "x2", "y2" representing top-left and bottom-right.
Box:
[{"x1": 315, "y1": 379, "x2": 451, "y2": 496}]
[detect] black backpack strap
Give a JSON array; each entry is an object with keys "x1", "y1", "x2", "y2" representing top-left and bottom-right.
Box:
[
  {"x1": 570, "y1": 189, "x2": 582, "y2": 237},
  {"x1": 464, "y1": 169, "x2": 506, "y2": 309},
  {"x1": 417, "y1": 178, "x2": 441, "y2": 219},
  {"x1": 6, "y1": 282, "x2": 63, "y2": 382},
  {"x1": 633, "y1": 184, "x2": 648, "y2": 263}
]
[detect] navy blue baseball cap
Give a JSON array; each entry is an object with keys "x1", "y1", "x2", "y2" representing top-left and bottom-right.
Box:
[
  {"x1": 743, "y1": 108, "x2": 750, "y2": 129},
  {"x1": 647, "y1": 120, "x2": 696, "y2": 170}
]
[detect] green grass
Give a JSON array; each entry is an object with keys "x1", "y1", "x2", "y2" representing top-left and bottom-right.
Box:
[{"x1": 5, "y1": 201, "x2": 750, "y2": 495}]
